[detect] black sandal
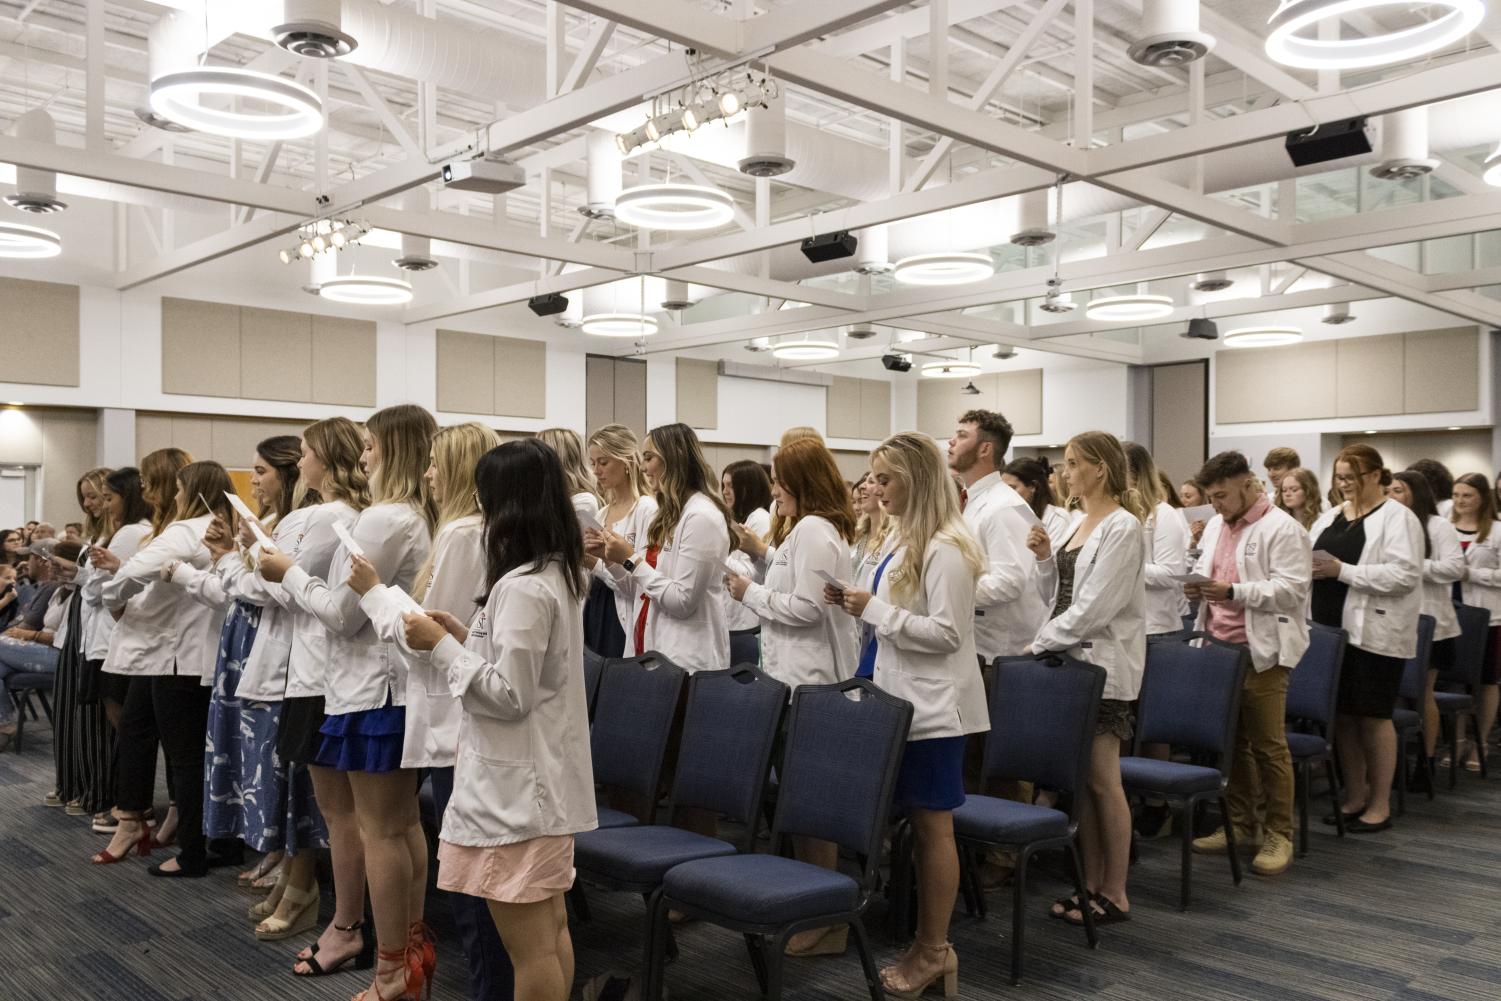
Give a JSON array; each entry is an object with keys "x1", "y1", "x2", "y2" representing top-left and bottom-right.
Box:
[
  {"x1": 292, "y1": 921, "x2": 374, "y2": 977},
  {"x1": 1048, "y1": 894, "x2": 1084, "y2": 920},
  {"x1": 1066, "y1": 893, "x2": 1131, "y2": 927}
]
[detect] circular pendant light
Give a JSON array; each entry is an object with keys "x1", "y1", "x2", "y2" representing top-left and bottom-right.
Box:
[
  {"x1": 0, "y1": 222, "x2": 62, "y2": 258},
  {"x1": 149, "y1": 67, "x2": 324, "y2": 139},
  {"x1": 1084, "y1": 293, "x2": 1175, "y2": 322},
  {"x1": 1265, "y1": 0, "x2": 1485, "y2": 70},
  {"x1": 581, "y1": 313, "x2": 658, "y2": 337},
  {"x1": 318, "y1": 275, "x2": 413, "y2": 305},
  {"x1": 893, "y1": 253, "x2": 996, "y2": 286},
  {"x1": 1223, "y1": 325, "x2": 1303, "y2": 348},
  {"x1": 771, "y1": 337, "x2": 840, "y2": 360},
  {"x1": 921, "y1": 359, "x2": 983, "y2": 379},
  {"x1": 612, "y1": 184, "x2": 735, "y2": 231}
]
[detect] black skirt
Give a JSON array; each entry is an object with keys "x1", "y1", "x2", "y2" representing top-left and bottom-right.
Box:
[
  {"x1": 1336, "y1": 645, "x2": 1406, "y2": 719},
  {"x1": 277, "y1": 695, "x2": 327, "y2": 766}
]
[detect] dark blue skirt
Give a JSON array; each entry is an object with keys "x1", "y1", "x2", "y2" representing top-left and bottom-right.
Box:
[
  {"x1": 893, "y1": 735, "x2": 967, "y2": 811},
  {"x1": 315, "y1": 703, "x2": 407, "y2": 773}
]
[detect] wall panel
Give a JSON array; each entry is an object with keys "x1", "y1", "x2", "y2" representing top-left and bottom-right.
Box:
[
  {"x1": 1151, "y1": 361, "x2": 1207, "y2": 484},
  {"x1": 613, "y1": 359, "x2": 647, "y2": 437},
  {"x1": 675, "y1": 358, "x2": 719, "y2": 430},
  {"x1": 162, "y1": 297, "x2": 240, "y2": 398},
  {"x1": 1404, "y1": 327, "x2": 1479, "y2": 413},
  {"x1": 436, "y1": 330, "x2": 495, "y2": 415},
  {"x1": 1335, "y1": 335, "x2": 1403, "y2": 418},
  {"x1": 826, "y1": 376, "x2": 863, "y2": 439},
  {"x1": 311, "y1": 316, "x2": 377, "y2": 406},
  {"x1": 494, "y1": 336, "x2": 547, "y2": 418},
  {"x1": 0, "y1": 278, "x2": 80, "y2": 387},
  {"x1": 240, "y1": 307, "x2": 312, "y2": 403}
]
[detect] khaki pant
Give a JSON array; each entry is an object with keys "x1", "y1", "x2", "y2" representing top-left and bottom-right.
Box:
[{"x1": 1225, "y1": 664, "x2": 1294, "y2": 841}]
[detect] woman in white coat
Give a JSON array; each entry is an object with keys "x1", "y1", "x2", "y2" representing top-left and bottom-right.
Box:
[
  {"x1": 1309, "y1": 445, "x2": 1423, "y2": 833},
  {"x1": 829, "y1": 432, "x2": 986, "y2": 999},
  {"x1": 348, "y1": 421, "x2": 511, "y2": 1001},
  {"x1": 538, "y1": 427, "x2": 601, "y2": 526},
  {"x1": 1027, "y1": 431, "x2": 1147, "y2": 928},
  {"x1": 1387, "y1": 472, "x2": 1465, "y2": 779},
  {"x1": 721, "y1": 459, "x2": 774, "y2": 656},
  {"x1": 1451, "y1": 472, "x2": 1501, "y2": 772},
  {"x1": 584, "y1": 424, "x2": 657, "y2": 658},
  {"x1": 404, "y1": 438, "x2": 597, "y2": 1001},
  {"x1": 1125, "y1": 443, "x2": 1190, "y2": 636}
]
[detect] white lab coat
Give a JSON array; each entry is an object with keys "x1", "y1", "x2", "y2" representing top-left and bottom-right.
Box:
[
  {"x1": 282, "y1": 503, "x2": 430, "y2": 715},
  {"x1": 361, "y1": 514, "x2": 486, "y2": 768},
  {"x1": 724, "y1": 507, "x2": 771, "y2": 633},
  {"x1": 1043, "y1": 505, "x2": 1075, "y2": 550},
  {"x1": 740, "y1": 514, "x2": 857, "y2": 691},
  {"x1": 101, "y1": 515, "x2": 223, "y2": 681},
  {"x1": 1458, "y1": 520, "x2": 1501, "y2": 626},
  {"x1": 431, "y1": 559, "x2": 597, "y2": 847},
  {"x1": 274, "y1": 501, "x2": 357, "y2": 700},
  {"x1": 605, "y1": 491, "x2": 731, "y2": 674},
  {"x1": 592, "y1": 494, "x2": 658, "y2": 635},
  {"x1": 1308, "y1": 500, "x2": 1424, "y2": 660},
  {"x1": 1192, "y1": 504, "x2": 1312, "y2": 672},
  {"x1": 1144, "y1": 500, "x2": 1191, "y2": 635},
  {"x1": 1033, "y1": 507, "x2": 1148, "y2": 702},
  {"x1": 1419, "y1": 515, "x2": 1465, "y2": 642},
  {"x1": 961, "y1": 472, "x2": 1049, "y2": 659},
  {"x1": 81, "y1": 521, "x2": 149, "y2": 662},
  {"x1": 571, "y1": 491, "x2": 601, "y2": 526},
  {"x1": 859, "y1": 533, "x2": 990, "y2": 741}
]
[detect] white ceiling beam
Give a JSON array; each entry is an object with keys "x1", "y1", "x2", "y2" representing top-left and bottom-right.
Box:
[
  {"x1": 1027, "y1": 283, "x2": 1386, "y2": 340},
  {"x1": 1128, "y1": 207, "x2": 1171, "y2": 251},
  {"x1": 560, "y1": 0, "x2": 739, "y2": 55},
  {"x1": 1424, "y1": 265, "x2": 1501, "y2": 291},
  {"x1": 401, "y1": 266, "x2": 623, "y2": 324},
  {"x1": 815, "y1": 0, "x2": 1030, "y2": 58},
  {"x1": 740, "y1": 0, "x2": 915, "y2": 54},
  {"x1": 559, "y1": 18, "x2": 617, "y2": 94},
  {"x1": 235, "y1": 142, "x2": 285, "y2": 225},
  {"x1": 338, "y1": 63, "x2": 422, "y2": 156},
  {"x1": 658, "y1": 266, "x2": 864, "y2": 310},
  {"x1": 362, "y1": 204, "x2": 637, "y2": 269},
  {"x1": 115, "y1": 213, "x2": 297, "y2": 290}
]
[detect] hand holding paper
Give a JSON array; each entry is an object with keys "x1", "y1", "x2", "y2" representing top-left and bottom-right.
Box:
[
  {"x1": 332, "y1": 521, "x2": 366, "y2": 559},
  {"x1": 223, "y1": 491, "x2": 275, "y2": 550}
]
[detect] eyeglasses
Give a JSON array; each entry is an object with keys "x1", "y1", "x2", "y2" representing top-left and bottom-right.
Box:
[{"x1": 1333, "y1": 470, "x2": 1374, "y2": 484}]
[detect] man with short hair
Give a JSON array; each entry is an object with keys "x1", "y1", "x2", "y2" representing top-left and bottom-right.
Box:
[
  {"x1": 30, "y1": 522, "x2": 56, "y2": 541},
  {"x1": 1262, "y1": 447, "x2": 1301, "y2": 496},
  {"x1": 1187, "y1": 451, "x2": 1311, "y2": 876}
]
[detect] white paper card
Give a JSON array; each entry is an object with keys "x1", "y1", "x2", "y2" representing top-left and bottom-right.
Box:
[
  {"x1": 332, "y1": 521, "x2": 366, "y2": 559},
  {"x1": 1009, "y1": 502, "x2": 1043, "y2": 528},
  {"x1": 1171, "y1": 572, "x2": 1213, "y2": 585},
  {"x1": 577, "y1": 509, "x2": 603, "y2": 532},
  {"x1": 1312, "y1": 549, "x2": 1333, "y2": 563},
  {"x1": 1183, "y1": 504, "x2": 1214, "y2": 523},
  {"x1": 223, "y1": 491, "x2": 275, "y2": 550},
  {"x1": 814, "y1": 569, "x2": 852, "y2": 591}
]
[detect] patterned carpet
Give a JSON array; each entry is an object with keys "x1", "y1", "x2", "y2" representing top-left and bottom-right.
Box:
[{"x1": 3, "y1": 721, "x2": 1501, "y2": 1001}]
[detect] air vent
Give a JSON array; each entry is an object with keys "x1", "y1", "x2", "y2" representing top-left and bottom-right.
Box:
[
  {"x1": 393, "y1": 256, "x2": 439, "y2": 272},
  {"x1": 846, "y1": 323, "x2": 878, "y2": 340},
  {"x1": 1191, "y1": 271, "x2": 1234, "y2": 292},
  {"x1": 1369, "y1": 158, "x2": 1435, "y2": 181},
  {"x1": 1009, "y1": 228, "x2": 1055, "y2": 247},
  {"x1": 273, "y1": 2, "x2": 357, "y2": 58},
  {"x1": 2, "y1": 191, "x2": 65, "y2": 214},
  {"x1": 133, "y1": 106, "x2": 192, "y2": 134},
  {"x1": 1130, "y1": 38, "x2": 1211, "y2": 66},
  {"x1": 737, "y1": 154, "x2": 795, "y2": 178}
]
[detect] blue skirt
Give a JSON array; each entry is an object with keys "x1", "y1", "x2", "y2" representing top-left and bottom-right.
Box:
[
  {"x1": 893, "y1": 736, "x2": 967, "y2": 811},
  {"x1": 315, "y1": 702, "x2": 407, "y2": 773}
]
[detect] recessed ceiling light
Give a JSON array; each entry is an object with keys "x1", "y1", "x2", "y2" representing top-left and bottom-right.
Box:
[
  {"x1": 1265, "y1": 0, "x2": 1485, "y2": 71},
  {"x1": 1223, "y1": 325, "x2": 1303, "y2": 348},
  {"x1": 148, "y1": 67, "x2": 324, "y2": 139},
  {"x1": 921, "y1": 360, "x2": 983, "y2": 379},
  {"x1": 612, "y1": 184, "x2": 735, "y2": 231},
  {"x1": 0, "y1": 222, "x2": 62, "y2": 259},
  {"x1": 893, "y1": 253, "x2": 996, "y2": 286},
  {"x1": 1084, "y1": 293, "x2": 1175, "y2": 322},
  {"x1": 581, "y1": 313, "x2": 658, "y2": 337},
  {"x1": 317, "y1": 275, "x2": 413, "y2": 305},
  {"x1": 1448, "y1": 426, "x2": 1463, "y2": 431},
  {"x1": 771, "y1": 338, "x2": 840, "y2": 360},
  {"x1": 1364, "y1": 429, "x2": 1378, "y2": 435}
]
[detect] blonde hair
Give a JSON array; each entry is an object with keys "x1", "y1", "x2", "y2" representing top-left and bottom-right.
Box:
[
  {"x1": 1067, "y1": 431, "x2": 1149, "y2": 522},
  {"x1": 645, "y1": 423, "x2": 734, "y2": 551},
  {"x1": 367, "y1": 404, "x2": 438, "y2": 528},
  {"x1": 140, "y1": 448, "x2": 192, "y2": 539},
  {"x1": 413, "y1": 422, "x2": 501, "y2": 602},
  {"x1": 870, "y1": 432, "x2": 982, "y2": 606},
  {"x1": 587, "y1": 423, "x2": 650, "y2": 504},
  {"x1": 1276, "y1": 467, "x2": 1324, "y2": 530},
  {"x1": 303, "y1": 418, "x2": 371, "y2": 512},
  {"x1": 1124, "y1": 442, "x2": 1166, "y2": 512},
  {"x1": 77, "y1": 467, "x2": 113, "y2": 543},
  {"x1": 781, "y1": 426, "x2": 824, "y2": 446},
  {"x1": 538, "y1": 428, "x2": 600, "y2": 507}
]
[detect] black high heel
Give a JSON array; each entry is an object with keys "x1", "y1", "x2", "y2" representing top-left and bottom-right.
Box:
[{"x1": 294, "y1": 920, "x2": 375, "y2": 977}]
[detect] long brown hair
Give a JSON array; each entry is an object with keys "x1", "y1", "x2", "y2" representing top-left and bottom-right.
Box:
[
  {"x1": 644, "y1": 423, "x2": 733, "y2": 551},
  {"x1": 175, "y1": 461, "x2": 235, "y2": 524},
  {"x1": 1453, "y1": 472, "x2": 1498, "y2": 544},
  {"x1": 255, "y1": 435, "x2": 309, "y2": 520},
  {"x1": 367, "y1": 404, "x2": 438, "y2": 529},
  {"x1": 140, "y1": 447, "x2": 192, "y2": 539},
  {"x1": 1331, "y1": 443, "x2": 1392, "y2": 510},
  {"x1": 1275, "y1": 467, "x2": 1323, "y2": 530},
  {"x1": 770, "y1": 439, "x2": 856, "y2": 546},
  {"x1": 304, "y1": 417, "x2": 371, "y2": 512}
]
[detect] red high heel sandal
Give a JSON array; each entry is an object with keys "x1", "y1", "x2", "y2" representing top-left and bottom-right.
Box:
[
  {"x1": 408, "y1": 920, "x2": 437, "y2": 992},
  {"x1": 351, "y1": 946, "x2": 424, "y2": 1001},
  {"x1": 90, "y1": 828, "x2": 153, "y2": 865}
]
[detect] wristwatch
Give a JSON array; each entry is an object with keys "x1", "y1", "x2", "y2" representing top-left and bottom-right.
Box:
[
  {"x1": 621, "y1": 558, "x2": 636, "y2": 573},
  {"x1": 1227, "y1": 584, "x2": 1235, "y2": 601}
]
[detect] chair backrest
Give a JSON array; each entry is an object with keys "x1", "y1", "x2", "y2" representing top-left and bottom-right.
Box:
[
  {"x1": 1134, "y1": 637, "x2": 1248, "y2": 770},
  {"x1": 982, "y1": 654, "x2": 1105, "y2": 808},
  {"x1": 670, "y1": 665, "x2": 788, "y2": 849},
  {"x1": 772, "y1": 679, "x2": 912, "y2": 887},
  {"x1": 1398, "y1": 614, "x2": 1436, "y2": 703},
  {"x1": 582, "y1": 648, "x2": 607, "y2": 718},
  {"x1": 1286, "y1": 623, "x2": 1347, "y2": 727},
  {"x1": 590, "y1": 652, "x2": 685, "y2": 799},
  {"x1": 728, "y1": 628, "x2": 761, "y2": 668},
  {"x1": 1444, "y1": 604, "x2": 1491, "y2": 691}
]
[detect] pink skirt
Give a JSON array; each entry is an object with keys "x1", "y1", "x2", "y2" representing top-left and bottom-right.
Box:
[{"x1": 436, "y1": 834, "x2": 577, "y2": 904}]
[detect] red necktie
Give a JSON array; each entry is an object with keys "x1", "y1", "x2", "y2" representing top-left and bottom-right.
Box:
[
  {"x1": 632, "y1": 546, "x2": 660, "y2": 654},
  {"x1": 959, "y1": 488, "x2": 968, "y2": 513}
]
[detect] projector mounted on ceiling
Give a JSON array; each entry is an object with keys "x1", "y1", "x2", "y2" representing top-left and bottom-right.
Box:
[
  {"x1": 881, "y1": 352, "x2": 913, "y2": 373},
  {"x1": 801, "y1": 231, "x2": 858, "y2": 263},
  {"x1": 1285, "y1": 117, "x2": 1373, "y2": 168},
  {"x1": 441, "y1": 155, "x2": 526, "y2": 195}
]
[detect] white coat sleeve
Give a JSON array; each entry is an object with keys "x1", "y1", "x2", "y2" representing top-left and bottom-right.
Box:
[
  {"x1": 169, "y1": 562, "x2": 233, "y2": 610},
  {"x1": 101, "y1": 523, "x2": 201, "y2": 609},
  {"x1": 1234, "y1": 521, "x2": 1310, "y2": 614},
  {"x1": 432, "y1": 579, "x2": 554, "y2": 721},
  {"x1": 1467, "y1": 537, "x2": 1501, "y2": 587},
  {"x1": 626, "y1": 508, "x2": 726, "y2": 619},
  {"x1": 1336, "y1": 513, "x2": 1422, "y2": 596},
  {"x1": 1033, "y1": 520, "x2": 1144, "y2": 653},
  {"x1": 1424, "y1": 519, "x2": 1466, "y2": 586},
  {"x1": 1144, "y1": 508, "x2": 1189, "y2": 590},
  {"x1": 741, "y1": 529, "x2": 831, "y2": 628},
  {"x1": 860, "y1": 542, "x2": 972, "y2": 654},
  {"x1": 216, "y1": 553, "x2": 293, "y2": 609},
  {"x1": 282, "y1": 510, "x2": 417, "y2": 638},
  {"x1": 973, "y1": 507, "x2": 1030, "y2": 607}
]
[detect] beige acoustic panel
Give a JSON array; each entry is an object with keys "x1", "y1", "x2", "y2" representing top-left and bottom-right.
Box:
[
  {"x1": 240, "y1": 307, "x2": 312, "y2": 403},
  {"x1": 210, "y1": 416, "x2": 308, "y2": 466},
  {"x1": 826, "y1": 376, "x2": 863, "y2": 439},
  {"x1": 1335, "y1": 334, "x2": 1403, "y2": 418},
  {"x1": 585, "y1": 356, "x2": 616, "y2": 437},
  {"x1": 310, "y1": 316, "x2": 377, "y2": 406},
  {"x1": 675, "y1": 358, "x2": 719, "y2": 430},
  {"x1": 134, "y1": 413, "x2": 176, "y2": 458},
  {"x1": 165, "y1": 415, "x2": 214, "y2": 461},
  {"x1": 36, "y1": 410, "x2": 97, "y2": 523},
  {"x1": 830, "y1": 448, "x2": 873, "y2": 483},
  {"x1": 994, "y1": 369, "x2": 1043, "y2": 436},
  {"x1": 859, "y1": 378, "x2": 892, "y2": 441},
  {"x1": 436, "y1": 329, "x2": 495, "y2": 415},
  {"x1": 161, "y1": 297, "x2": 241, "y2": 398},
  {"x1": 494, "y1": 336, "x2": 547, "y2": 418},
  {"x1": 705, "y1": 442, "x2": 767, "y2": 476},
  {"x1": 1150, "y1": 361, "x2": 1207, "y2": 485},
  {"x1": 916, "y1": 378, "x2": 961, "y2": 439},
  {"x1": 1404, "y1": 327, "x2": 1479, "y2": 414},
  {"x1": 0, "y1": 278, "x2": 80, "y2": 387},
  {"x1": 494, "y1": 428, "x2": 534, "y2": 443},
  {"x1": 613, "y1": 358, "x2": 647, "y2": 438},
  {"x1": 1216, "y1": 340, "x2": 1338, "y2": 423}
]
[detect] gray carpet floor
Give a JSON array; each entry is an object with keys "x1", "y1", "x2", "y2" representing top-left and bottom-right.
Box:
[{"x1": 3, "y1": 721, "x2": 1500, "y2": 1000}]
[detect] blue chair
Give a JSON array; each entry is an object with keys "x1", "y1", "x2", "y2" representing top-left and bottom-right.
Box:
[
  {"x1": 583, "y1": 648, "x2": 606, "y2": 719},
  {"x1": 1119, "y1": 636, "x2": 1248, "y2": 910},
  {"x1": 1436, "y1": 603, "x2": 1491, "y2": 787},
  {"x1": 646, "y1": 678, "x2": 912, "y2": 1001},
  {"x1": 1284, "y1": 623, "x2": 1348, "y2": 854},
  {"x1": 591, "y1": 652, "x2": 685, "y2": 830},
  {"x1": 575, "y1": 665, "x2": 787, "y2": 999},
  {"x1": 953, "y1": 654, "x2": 1105, "y2": 985},
  {"x1": 7, "y1": 671, "x2": 54, "y2": 753},
  {"x1": 729, "y1": 627, "x2": 761, "y2": 667},
  {"x1": 1394, "y1": 614, "x2": 1436, "y2": 812}
]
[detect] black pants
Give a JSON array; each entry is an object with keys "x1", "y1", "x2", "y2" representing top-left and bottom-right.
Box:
[{"x1": 116, "y1": 673, "x2": 211, "y2": 869}]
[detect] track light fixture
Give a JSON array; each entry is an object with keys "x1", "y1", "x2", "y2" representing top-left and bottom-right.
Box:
[
  {"x1": 278, "y1": 218, "x2": 370, "y2": 264},
  {"x1": 615, "y1": 73, "x2": 778, "y2": 155}
]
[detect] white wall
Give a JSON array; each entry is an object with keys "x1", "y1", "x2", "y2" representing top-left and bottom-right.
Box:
[{"x1": 1013, "y1": 356, "x2": 1131, "y2": 449}]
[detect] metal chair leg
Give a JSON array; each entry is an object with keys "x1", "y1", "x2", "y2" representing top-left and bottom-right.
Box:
[
  {"x1": 1473, "y1": 713, "x2": 1488, "y2": 778},
  {"x1": 1323, "y1": 759, "x2": 1346, "y2": 838},
  {"x1": 1219, "y1": 796, "x2": 1243, "y2": 887},
  {"x1": 1450, "y1": 717, "x2": 1460, "y2": 790},
  {"x1": 1065, "y1": 839, "x2": 1098, "y2": 950},
  {"x1": 764, "y1": 930, "x2": 787, "y2": 1001},
  {"x1": 743, "y1": 933, "x2": 769, "y2": 996},
  {"x1": 1297, "y1": 761, "x2": 1310, "y2": 857},
  {"x1": 1394, "y1": 731, "x2": 1408, "y2": 816},
  {"x1": 1177, "y1": 798, "x2": 1194, "y2": 911},
  {"x1": 849, "y1": 920, "x2": 883, "y2": 1001},
  {"x1": 1010, "y1": 846, "x2": 1029, "y2": 986}
]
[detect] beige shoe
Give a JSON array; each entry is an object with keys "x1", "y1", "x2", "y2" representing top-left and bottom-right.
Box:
[
  {"x1": 1250, "y1": 832, "x2": 1293, "y2": 876},
  {"x1": 1190, "y1": 826, "x2": 1260, "y2": 855}
]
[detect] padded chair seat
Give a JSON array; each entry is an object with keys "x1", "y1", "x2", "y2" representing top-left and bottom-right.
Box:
[
  {"x1": 575, "y1": 825, "x2": 737, "y2": 886},
  {"x1": 662, "y1": 853, "x2": 860, "y2": 926},
  {"x1": 8, "y1": 672, "x2": 54, "y2": 691},
  {"x1": 595, "y1": 806, "x2": 642, "y2": 830},
  {"x1": 1284, "y1": 730, "x2": 1330, "y2": 761},
  {"x1": 1392, "y1": 707, "x2": 1421, "y2": 731},
  {"x1": 952, "y1": 795, "x2": 1069, "y2": 844},
  {"x1": 1120, "y1": 756, "x2": 1224, "y2": 795},
  {"x1": 1434, "y1": 691, "x2": 1475, "y2": 712}
]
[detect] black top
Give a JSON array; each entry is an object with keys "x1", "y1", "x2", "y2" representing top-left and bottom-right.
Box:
[
  {"x1": 1310, "y1": 502, "x2": 1384, "y2": 628},
  {"x1": 1052, "y1": 544, "x2": 1081, "y2": 620}
]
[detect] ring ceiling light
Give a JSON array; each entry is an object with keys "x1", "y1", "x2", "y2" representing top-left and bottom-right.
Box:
[
  {"x1": 148, "y1": 67, "x2": 324, "y2": 139},
  {"x1": 771, "y1": 338, "x2": 840, "y2": 360},
  {"x1": 0, "y1": 222, "x2": 62, "y2": 259},
  {"x1": 1223, "y1": 326, "x2": 1304, "y2": 348},
  {"x1": 1264, "y1": 0, "x2": 1485, "y2": 70},
  {"x1": 612, "y1": 184, "x2": 735, "y2": 231},
  {"x1": 1083, "y1": 293, "x2": 1175, "y2": 322},
  {"x1": 893, "y1": 253, "x2": 996, "y2": 286},
  {"x1": 317, "y1": 275, "x2": 413, "y2": 306},
  {"x1": 581, "y1": 313, "x2": 658, "y2": 338},
  {"x1": 921, "y1": 360, "x2": 983, "y2": 379}
]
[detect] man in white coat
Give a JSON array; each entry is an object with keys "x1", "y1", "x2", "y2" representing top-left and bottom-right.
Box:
[{"x1": 1185, "y1": 451, "x2": 1311, "y2": 877}]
